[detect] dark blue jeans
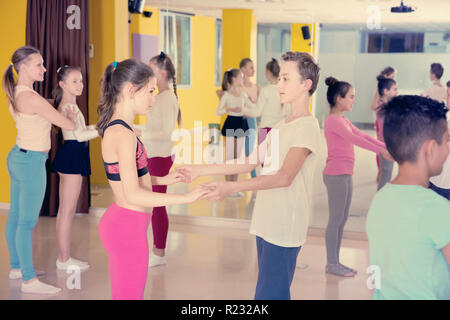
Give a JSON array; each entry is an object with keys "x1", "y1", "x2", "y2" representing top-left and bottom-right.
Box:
[{"x1": 254, "y1": 236, "x2": 301, "y2": 300}]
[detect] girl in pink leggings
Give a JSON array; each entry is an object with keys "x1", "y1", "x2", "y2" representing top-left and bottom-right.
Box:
[
  {"x1": 144, "y1": 52, "x2": 182, "y2": 267},
  {"x1": 96, "y1": 59, "x2": 209, "y2": 300}
]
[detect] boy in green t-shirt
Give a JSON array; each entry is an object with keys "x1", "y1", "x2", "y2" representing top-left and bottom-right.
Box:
[{"x1": 366, "y1": 95, "x2": 450, "y2": 300}]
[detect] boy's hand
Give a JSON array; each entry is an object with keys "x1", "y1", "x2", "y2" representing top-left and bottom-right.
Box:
[{"x1": 199, "y1": 181, "x2": 232, "y2": 201}]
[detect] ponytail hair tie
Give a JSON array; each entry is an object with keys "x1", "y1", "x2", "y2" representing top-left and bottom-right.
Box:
[
  {"x1": 159, "y1": 51, "x2": 166, "y2": 59},
  {"x1": 271, "y1": 57, "x2": 277, "y2": 63},
  {"x1": 112, "y1": 61, "x2": 118, "y2": 70}
]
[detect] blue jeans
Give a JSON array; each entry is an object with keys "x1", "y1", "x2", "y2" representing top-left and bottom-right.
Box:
[
  {"x1": 6, "y1": 145, "x2": 48, "y2": 281},
  {"x1": 254, "y1": 236, "x2": 301, "y2": 300},
  {"x1": 245, "y1": 117, "x2": 257, "y2": 178}
]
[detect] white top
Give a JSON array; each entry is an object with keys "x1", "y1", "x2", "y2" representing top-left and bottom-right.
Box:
[
  {"x1": 430, "y1": 118, "x2": 450, "y2": 188},
  {"x1": 422, "y1": 84, "x2": 447, "y2": 104},
  {"x1": 9, "y1": 85, "x2": 52, "y2": 151},
  {"x1": 216, "y1": 91, "x2": 256, "y2": 117},
  {"x1": 249, "y1": 116, "x2": 323, "y2": 247},
  {"x1": 60, "y1": 103, "x2": 99, "y2": 142},
  {"x1": 243, "y1": 84, "x2": 284, "y2": 128},
  {"x1": 142, "y1": 90, "x2": 179, "y2": 158}
]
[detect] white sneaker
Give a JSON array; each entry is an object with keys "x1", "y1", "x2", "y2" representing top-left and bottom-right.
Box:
[
  {"x1": 149, "y1": 253, "x2": 166, "y2": 268},
  {"x1": 9, "y1": 270, "x2": 22, "y2": 280},
  {"x1": 56, "y1": 257, "x2": 90, "y2": 272},
  {"x1": 21, "y1": 279, "x2": 61, "y2": 295}
]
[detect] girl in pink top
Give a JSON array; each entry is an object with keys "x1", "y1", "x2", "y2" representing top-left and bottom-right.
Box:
[
  {"x1": 370, "y1": 67, "x2": 396, "y2": 182},
  {"x1": 375, "y1": 76, "x2": 398, "y2": 190},
  {"x1": 323, "y1": 77, "x2": 390, "y2": 277}
]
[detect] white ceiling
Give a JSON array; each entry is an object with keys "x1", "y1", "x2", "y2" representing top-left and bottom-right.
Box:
[{"x1": 147, "y1": 0, "x2": 450, "y2": 31}]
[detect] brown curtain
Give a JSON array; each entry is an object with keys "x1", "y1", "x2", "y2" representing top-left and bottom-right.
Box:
[{"x1": 26, "y1": 0, "x2": 90, "y2": 216}]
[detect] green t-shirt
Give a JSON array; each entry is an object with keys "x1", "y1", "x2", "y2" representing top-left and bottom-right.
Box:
[{"x1": 366, "y1": 183, "x2": 450, "y2": 300}]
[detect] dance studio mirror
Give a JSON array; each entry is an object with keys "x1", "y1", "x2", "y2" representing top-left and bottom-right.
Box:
[{"x1": 90, "y1": 1, "x2": 450, "y2": 234}]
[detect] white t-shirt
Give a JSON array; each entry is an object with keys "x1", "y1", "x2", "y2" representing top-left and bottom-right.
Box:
[
  {"x1": 243, "y1": 84, "x2": 284, "y2": 128},
  {"x1": 216, "y1": 91, "x2": 255, "y2": 117},
  {"x1": 422, "y1": 84, "x2": 447, "y2": 104},
  {"x1": 142, "y1": 90, "x2": 179, "y2": 158},
  {"x1": 430, "y1": 118, "x2": 450, "y2": 189},
  {"x1": 249, "y1": 115, "x2": 322, "y2": 247}
]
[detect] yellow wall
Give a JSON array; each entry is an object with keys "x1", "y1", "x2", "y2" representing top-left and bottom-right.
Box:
[
  {"x1": 222, "y1": 9, "x2": 257, "y2": 72},
  {"x1": 0, "y1": 0, "x2": 28, "y2": 202},
  {"x1": 89, "y1": 0, "x2": 129, "y2": 185},
  {"x1": 129, "y1": 10, "x2": 220, "y2": 130},
  {"x1": 129, "y1": 6, "x2": 160, "y2": 125},
  {"x1": 291, "y1": 23, "x2": 320, "y2": 113},
  {"x1": 221, "y1": 9, "x2": 257, "y2": 127},
  {"x1": 177, "y1": 15, "x2": 221, "y2": 130}
]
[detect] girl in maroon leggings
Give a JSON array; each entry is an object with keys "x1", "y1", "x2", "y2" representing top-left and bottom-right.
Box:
[{"x1": 143, "y1": 52, "x2": 182, "y2": 267}]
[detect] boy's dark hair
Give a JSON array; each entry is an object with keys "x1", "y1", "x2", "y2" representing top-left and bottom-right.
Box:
[
  {"x1": 381, "y1": 95, "x2": 448, "y2": 164},
  {"x1": 446, "y1": 80, "x2": 450, "y2": 88},
  {"x1": 281, "y1": 51, "x2": 320, "y2": 96},
  {"x1": 430, "y1": 63, "x2": 444, "y2": 80}
]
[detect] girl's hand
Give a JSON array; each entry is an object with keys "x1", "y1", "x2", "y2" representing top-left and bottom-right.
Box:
[
  {"x1": 65, "y1": 105, "x2": 79, "y2": 122},
  {"x1": 175, "y1": 166, "x2": 201, "y2": 183},
  {"x1": 185, "y1": 186, "x2": 213, "y2": 203},
  {"x1": 164, "y1": 170, "x2": 187, "y2": 185},
  {"x1": 199, "y1": 181, "x2": 232, "y2": 201},
  {"x1": 381, "y1": 149, "x2": 395, "y2": 162}
]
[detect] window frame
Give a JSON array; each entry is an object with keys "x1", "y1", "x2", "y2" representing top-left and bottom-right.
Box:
[{"x1": 160, "y1": 10, "x2": 193, "y2": 88}]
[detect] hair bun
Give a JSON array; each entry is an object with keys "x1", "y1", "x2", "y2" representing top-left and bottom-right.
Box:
[
  {"x1": 325, "y1": 77, "x2": 338, "y2": 87},
  {"x1": 376, "y1": 74, "x2": 385, "y2": 81}
]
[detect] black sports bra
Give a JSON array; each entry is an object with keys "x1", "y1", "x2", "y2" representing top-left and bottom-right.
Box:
[{"x1": 102, "y1": 120, "x2": 149, "y2": 181}]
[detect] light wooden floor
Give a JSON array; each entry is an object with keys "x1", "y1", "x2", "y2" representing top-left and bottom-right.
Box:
[{"x1": 0, "y1": 211, "x2": 373, "y2": 300}]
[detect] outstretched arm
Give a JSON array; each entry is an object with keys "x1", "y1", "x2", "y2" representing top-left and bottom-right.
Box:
[
  {"x1": 202, "y1": 146, "x2": 311, "y2": 201},
  {"x1": 176, "y1": 138, "x2": 269, "y2": 182}
]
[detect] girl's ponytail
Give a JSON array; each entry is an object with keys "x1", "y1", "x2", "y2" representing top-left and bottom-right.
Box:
[
  {"x1": 3, "y1": 64, "x2": 16, "y2": 110},
  {"x1": 2, "y1": 46, "x2": 40, "y2": 111},
  {"x1": 97, "y1": 64, "x2": 117, "y2": 137}
]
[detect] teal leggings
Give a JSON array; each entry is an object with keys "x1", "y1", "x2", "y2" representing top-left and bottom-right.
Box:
[{"x1": 6, "y1": 145, "x2": 48, "y2": 281}]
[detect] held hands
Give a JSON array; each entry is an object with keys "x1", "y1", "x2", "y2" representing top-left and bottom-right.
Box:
[
  {"x1": 65, "y1": 105, "x2": 79, "y2": 122},
  {"x1": 163, "y1": 169, "x2": 190, "y2": 185},
  {"x1": 185, "y1": 185, "x2": 215, "y2": 203},
  {"x1": 199, "y1": 181, "x2": 232, "y2": 202},
  {"x1": 175, "y1": 166, "x2": 201, "y2": 184}
]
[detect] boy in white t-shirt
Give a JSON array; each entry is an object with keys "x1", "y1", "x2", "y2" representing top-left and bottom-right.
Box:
[{"x1": 177, "y1": 52, "x2": 322, "y2": 300}]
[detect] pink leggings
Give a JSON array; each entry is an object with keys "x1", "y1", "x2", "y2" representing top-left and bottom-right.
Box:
[
  {"x1": 99, "y1": 203, "x2": 151, "y2": 300},
  {"x1": 147, "y1": 156, "x2": 174, "y2": 249}
]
